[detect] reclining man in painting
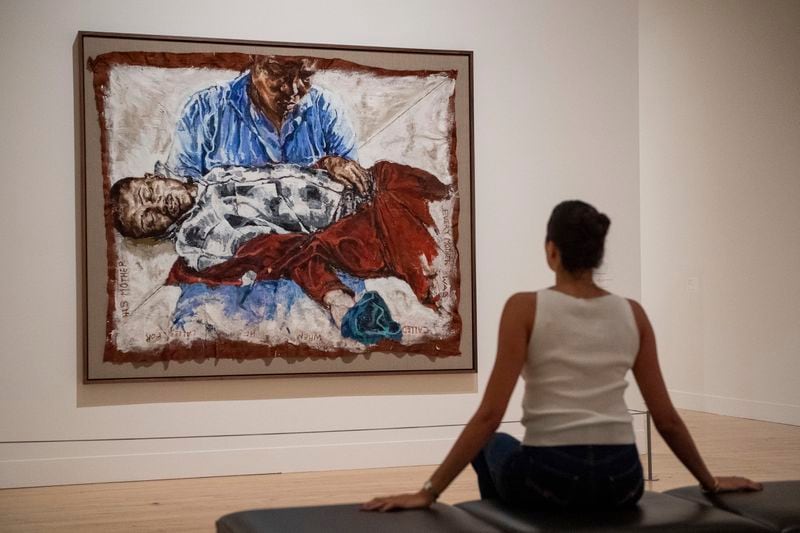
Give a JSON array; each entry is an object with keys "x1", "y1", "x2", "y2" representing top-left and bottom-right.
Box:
[{"x1": 110, "y1": 161, "x2": 452, "y2": 346}]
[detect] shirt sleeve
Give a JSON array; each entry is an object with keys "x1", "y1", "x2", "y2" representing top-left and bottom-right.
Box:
[
  {"x1": 167, "y1": 88, "x2": 220, "y2": 179},
  {"x1": 317, "y1": 88, "x2": 359, "y2": 161}
]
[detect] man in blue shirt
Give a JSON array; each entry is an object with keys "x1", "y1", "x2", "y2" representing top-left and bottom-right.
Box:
[
  {"x1": 167, "y1": 55, "x2": 371, "y2": 194},
  {"x1": 154, "y1": 55, "x2": 384, "y2": 341}
]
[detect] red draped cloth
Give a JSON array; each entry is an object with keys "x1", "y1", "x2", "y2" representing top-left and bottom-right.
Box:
[{"x1": 165, "y1": 161, "x2": 451, "y2": 307}]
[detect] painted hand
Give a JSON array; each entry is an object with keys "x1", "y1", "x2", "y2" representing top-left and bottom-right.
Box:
[
  {"x1": 361, "y1": 490, "x2": 435, "y2": 512},
  {"x1": 317, "y1": 156, "x2": 371, "y2": 195}
]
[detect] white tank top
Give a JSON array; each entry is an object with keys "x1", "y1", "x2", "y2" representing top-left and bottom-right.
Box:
[{"x1": 521, "y1": 289, "x2": 640, "y2": 446}]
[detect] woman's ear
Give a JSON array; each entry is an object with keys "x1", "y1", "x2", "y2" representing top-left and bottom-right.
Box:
[{"x1": 545, "y1": 240, "x2": 560, "y2": 271}]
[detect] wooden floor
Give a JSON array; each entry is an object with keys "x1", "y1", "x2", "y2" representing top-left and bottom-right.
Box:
[{"x1": 1, "y1": 409, "x2": 799, "y2": 532}]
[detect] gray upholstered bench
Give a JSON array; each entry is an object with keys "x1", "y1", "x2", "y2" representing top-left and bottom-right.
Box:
[
  {"x1": 665, "y1": 481, "x2": 800, "y2": 533},
  {"x1": 456, "y1": 491, "x2": 771, "y2": 532},
  {"x1": 216, "y1": 502, "x2": 502, "y2": 532},
  {"x1": 217, "y1": 489, "x2": 778, "y2": 532}
]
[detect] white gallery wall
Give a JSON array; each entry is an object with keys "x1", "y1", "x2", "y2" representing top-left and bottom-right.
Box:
[
  {"x1": 639, "y1": 0, "x2": 800, "y2": 425},
  {"x1": 0, "y1": 0, "x2": 641, "y2": 487}
]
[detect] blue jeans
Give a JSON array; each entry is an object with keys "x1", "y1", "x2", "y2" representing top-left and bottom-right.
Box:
[{"x1": 471, "y1": 433, "x2": 644, "y2": 510}]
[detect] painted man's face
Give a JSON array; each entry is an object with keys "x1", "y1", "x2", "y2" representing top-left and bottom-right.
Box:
[
  {"x1": 251, "y1": 60, "x2": 313, "y2": 121},
  {"x1": 116, "y1": 177, "x2": 196, "y2": 238}
]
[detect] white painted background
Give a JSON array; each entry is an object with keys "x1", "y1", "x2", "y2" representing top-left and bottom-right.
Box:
[{"x1": 23, "y1": 0, "x2": 800, "y2": 489}]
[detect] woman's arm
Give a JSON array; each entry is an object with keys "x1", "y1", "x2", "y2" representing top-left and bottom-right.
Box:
[
  {"x1": 362, "y1": 292, "x2": 535, "y2": 512},
  {"x1": 628, "y1": 299, "x2": 762, "y2": 493}
]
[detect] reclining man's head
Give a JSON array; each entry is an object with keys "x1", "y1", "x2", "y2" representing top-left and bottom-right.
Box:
[{"x1": 110, "y1": 176, "x2": 198, "y2": 238}]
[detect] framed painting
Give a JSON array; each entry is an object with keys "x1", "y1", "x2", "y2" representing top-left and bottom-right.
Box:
[{"x1": 80, "y1": 31, "x2": 475, "y2": 381}]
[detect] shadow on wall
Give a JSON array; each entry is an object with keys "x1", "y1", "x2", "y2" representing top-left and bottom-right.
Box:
[{"x1": 75, "y1": 372, "x2": 477, "y2": 407}]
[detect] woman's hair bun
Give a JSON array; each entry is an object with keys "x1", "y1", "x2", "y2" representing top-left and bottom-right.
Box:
[
  {"x1": 546, "y1": 200, "x2": 610, "y2": 272},
  {"x1": 583, "y1": 210, "x2": 611, "y2": 238}
]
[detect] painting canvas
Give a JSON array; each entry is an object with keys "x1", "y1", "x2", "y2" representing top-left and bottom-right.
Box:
[{"x1": 80, "y1": 32, "x2": 475, "y2": 381}]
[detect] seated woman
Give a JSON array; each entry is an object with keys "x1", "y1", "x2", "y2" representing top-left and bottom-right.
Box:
[{"x1": 363, "y1": 200, "x2": 762, "y2": 511}]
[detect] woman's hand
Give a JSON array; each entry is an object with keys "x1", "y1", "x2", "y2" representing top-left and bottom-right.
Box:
[
  {"x1": 361, "y1": 490, "x2": 435, "y2": 512},
  {"x1": 711, "y1": 476, "x2": 763, "y2": 493}
]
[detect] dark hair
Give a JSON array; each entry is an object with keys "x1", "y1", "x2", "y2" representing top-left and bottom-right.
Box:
[
  {"x1": 250, "y1": 55, "x2": 316, "y2": 82},
  {"x1": 109, "y1": 177, "x2": 139, "y2": 238},
  {"x1": 546, "y1": 200, "x2": 611, "y2": 272}
]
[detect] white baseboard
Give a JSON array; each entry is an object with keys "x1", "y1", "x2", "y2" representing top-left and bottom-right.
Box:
[
  {"x1": 0, "y1": 423, "x2": 525, "y2": 489},
  {"x1": 669, "y1": 389, "x2": 800, "y2": 426},
  {"x1": 0, "y1": 420, "x2": 653, "y2": 489}
]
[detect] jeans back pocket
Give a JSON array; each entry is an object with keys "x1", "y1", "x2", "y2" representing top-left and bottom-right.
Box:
[
  {"x1": 518, "y1": 453, "x2": 581, "y2": 508},
  {"x1": 606, "y1": 458, "x2": 644, "y2": 508}
]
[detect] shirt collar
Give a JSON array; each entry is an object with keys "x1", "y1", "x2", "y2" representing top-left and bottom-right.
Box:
[{"x1": 228, "y1": 72, "x2": 254, "y2": 119}]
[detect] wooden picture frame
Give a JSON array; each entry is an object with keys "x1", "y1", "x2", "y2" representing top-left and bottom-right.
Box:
[{"x1": 80, "y1": 31, "x2": 475, "y2": 382}]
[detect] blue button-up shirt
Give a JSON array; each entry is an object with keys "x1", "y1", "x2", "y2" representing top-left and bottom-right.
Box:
[{"x1": 167, "y1": 72, "x2": 358, "y2": 179}]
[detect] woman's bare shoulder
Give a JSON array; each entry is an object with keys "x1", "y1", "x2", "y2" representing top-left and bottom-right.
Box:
[
  {"x1": 624, "y1": 297, "x2": 646, "y2": 319},
  {"x1": 507, "y1": 291, "x2": 537, "y2": 307},
  {"x1": 504, "y1": 292, "x2": 537, "y2": 320},
  {"x1": 503, "y1": 292, "x2": 537, "y2": 337}
]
